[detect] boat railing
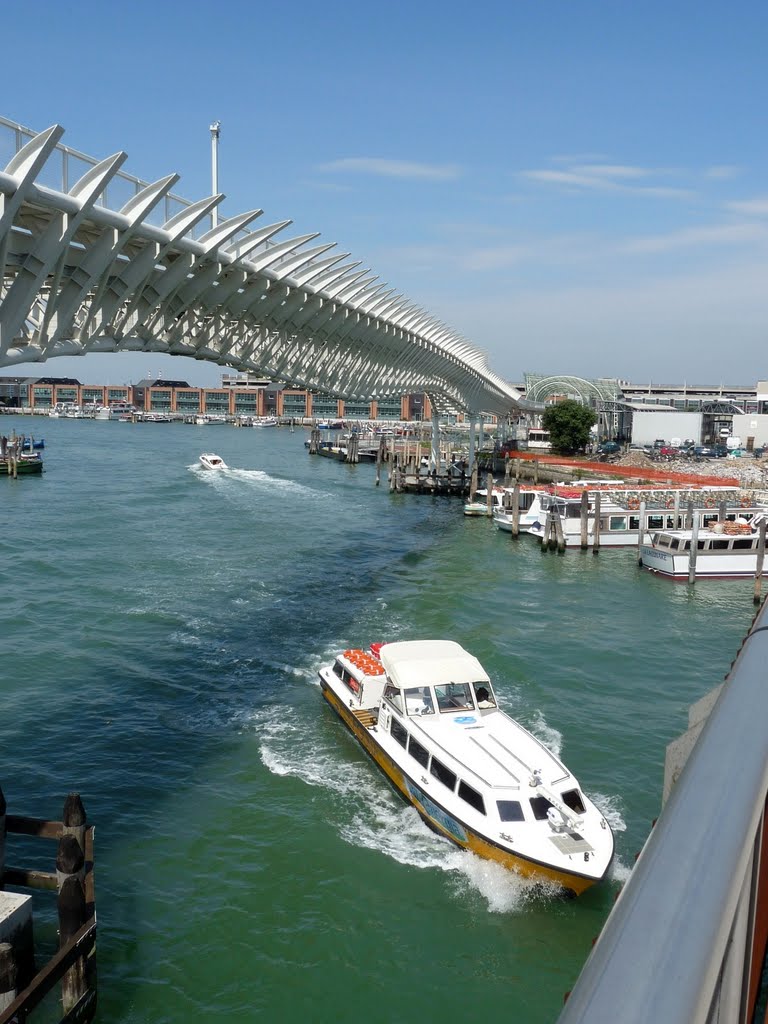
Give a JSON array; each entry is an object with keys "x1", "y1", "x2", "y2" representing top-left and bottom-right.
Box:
[{"x1": 557, "y1": 598, "x2": 768, "y2": 1023}]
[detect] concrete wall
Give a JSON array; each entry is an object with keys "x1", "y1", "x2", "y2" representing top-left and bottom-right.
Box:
[
  {"x1": 630, "y1": 411, "x2": 703, "y2": 446},
  {"x1": 730, "y1": 414, "x2": 768, "y2": 448}
]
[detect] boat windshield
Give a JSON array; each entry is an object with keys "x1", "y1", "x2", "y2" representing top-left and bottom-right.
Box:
[
  {"x1": 435, "y1": 682, "x2": 474, "y2": 712},
  {"x1": 404, "y1": 686, "x2": 434, "y2": 716}
]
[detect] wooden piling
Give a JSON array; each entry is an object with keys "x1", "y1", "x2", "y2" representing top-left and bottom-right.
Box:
[
  {"x1": 687, "y1": 511, "x2": 700, "y2": 584},
  {"x1": 533, "y1": 459, "x2": 539, "y2": 485},
  {"x1": 593, "y1": 492, "x2": 601, "y2": 553},
  {"x1": 62, "y1": 794, "x2": 86, "y2": 856},
  {"x1": 486, "y1": 473, "x2": 494, "y2": 516},
  {"x1": 504, "y1": 454, "x2": 511, "y2": 487},
  {"x1": 718, "y1": 499, "x2": 727, "y2": 523},
  {"x1": 56, "y1": 835, "x2": 85, "y2": 891},
  {"x1": 514, "y1": 458, "x2": 520, "y2": 483},
  {"x1": 511, "y1": 483, "x2": 520, "y2": 537},
  {"x1": 0, "y1": 943, "x2": 17, "y2": 1012},
  {"x1": 57, "y1": 877, "x2": 87, "y2": 1014},
  {"x1": 470, "y1": 462, "x2": 478, "y2": 502},
  {"x1": 754, "y1": 519, "x2": 766, "y2": 605},
  {"x1": 375, "y1": 441, "x2": 383, "y2": 486},
  {"x1": 541, "y1": 509, "x2": 551, "y2": 552},
  {"x1": 637, "y1": 500, "x2": 647, "y2": 564},
  {"x1": 553, "y1": 506, "x2": 565, "y2": 553},
  {"x1": 580, "y1": 491, "x2": 589, "y2": 550},
  {"x1": 673, "y1": 491, "x2": 681, "y2": 528},
  {"x1": 0, "y1": 784, "x2": 5, "y2": 888},
  {"x1": 686, "y1": 499, "x2": 694, "y2": 532}
]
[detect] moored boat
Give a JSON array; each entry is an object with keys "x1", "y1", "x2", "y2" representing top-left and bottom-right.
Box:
[
  {"x1": 319, "y1": 639, "x2": 614, "y2": 895},
  {"x1": 640, "y1": 518, "x2": 768, "y2": 579}
]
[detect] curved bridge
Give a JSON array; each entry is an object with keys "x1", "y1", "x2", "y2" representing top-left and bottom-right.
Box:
[{"x1": 0, "y1": 117, "x2": 521, "y2": 417}]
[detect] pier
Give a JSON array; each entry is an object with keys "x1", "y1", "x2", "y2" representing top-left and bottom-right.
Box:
[{"x1": 0, "y1": 790, "x2": 96, "y2": 1024}]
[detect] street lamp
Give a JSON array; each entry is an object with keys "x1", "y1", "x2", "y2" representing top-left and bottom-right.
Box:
[{"x1": 209, "y1": 120, "x2": 221, "y2": 226}]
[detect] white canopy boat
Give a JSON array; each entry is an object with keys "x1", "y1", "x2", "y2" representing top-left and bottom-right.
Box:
[
  {"x1": 319, "y1": 639, "x2": 614, "y2": 895},
  {"x1": 640, "y1": 518, "x2": 768, "y2": 579},
  {"x1": 199, "y1": 452, "x2": 228, "y2": 470}
]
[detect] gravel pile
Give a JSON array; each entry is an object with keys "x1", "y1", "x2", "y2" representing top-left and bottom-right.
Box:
[{"x1": 613, "y1": 451, "x2": 768, "y2": 493}]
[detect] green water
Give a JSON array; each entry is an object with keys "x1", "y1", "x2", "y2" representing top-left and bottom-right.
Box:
[{"x1": 0, "y1": 417, "x2": 757, "y2": 1023}]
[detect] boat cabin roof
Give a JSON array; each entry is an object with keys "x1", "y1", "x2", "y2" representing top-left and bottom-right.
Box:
[{"x1": 379, "y1": 640, "x2": 489, "y2": 690}]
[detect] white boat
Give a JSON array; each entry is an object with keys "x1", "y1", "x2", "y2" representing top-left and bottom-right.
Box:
[
  {"x1": 199, "y1": 452, "x2": 228, "y2": 470},
  {"x1": 640, "y1": 518, "x2": 768, "y2": 579},
  {"x1": 514, "y1": 485, "x2": 757, "y2": 548},
  {"x1": 252, "y1": 416, "x2": 278, "y2": 427},
  {"x1": 319, "y1": 639, "x2": 614, "y2": 895},
  {"x1": 96, "y1": 402, "x2": 136, "y2": 421}
]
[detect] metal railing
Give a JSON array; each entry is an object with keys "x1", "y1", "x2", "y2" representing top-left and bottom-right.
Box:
[{"x1": 558, "y1": 598, "x2": 768, "y2": 1023}]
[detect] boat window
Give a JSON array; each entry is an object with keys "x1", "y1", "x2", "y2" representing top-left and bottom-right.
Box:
[
  {"x1": 430, "y1": 757, "x2": 457, "y2": 791},
  {"x1": 561, "y1": 789, "x2": 586, "y2": 814},
  {"x1": 696, "y1": 539, "x2": 706, "y2": 550},
  {"x1": 474, "y1": 684, "x2": 496, "y2": 708},
  {"x1": 647, "y1": 515, "x2": 665, "y2": 530},
  {"x1": 384, "y1": 684, "x2": 403, "y2": 712},
  {"x1": 530, "y1": 796, "x2": 554, "y2": 820},
  {"x1": 665, "y1": 516, "x2": 676, "y2": 529},
  {"x1": 712, "y1": 539, "x2": 729, "y2": 550},
  {"x1": 734, "y1": 537, "x2": 756, "y2": 549},
  {"x1": 404, "y1": 686, "x2": 434, "y2": 716},
  {"x1": 629, "y1": 516, "x2": 640, "y2": 530},
  {"x1": 702, "y1": 515, "x2": 718, "y2": 528},
  {"x1": 434, "y1": 682, "x2": 473, "y2": 712},
  {"x1": 408, "y1": 736, "x2": 430, "y2": 768},
  {"x1": 458, "y1": 781, "x2": 486, "y2": 815},
  {"x1": 609, "y1": 516, "x2": 627, "y2": 531},
  {"x1": 669, "y1": 538, "x2": 681, "y2": 551},
  {"x1": 682, "y1": 541, "x2": 691, "y2": 551},
  {"x1": 390, "y1": 717, "x2": 408, "y2": 748},
  {"x1": 497, "y1": 800, "x2": 525, "y2": 822}
]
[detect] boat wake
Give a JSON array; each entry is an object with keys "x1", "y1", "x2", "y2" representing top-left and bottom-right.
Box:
[
  {"x1": 188, "y1": 463, "x2": 324, "y2": 498},
  {"x1": 248, "y1": 703, "x2": 592, "y2": 913}
]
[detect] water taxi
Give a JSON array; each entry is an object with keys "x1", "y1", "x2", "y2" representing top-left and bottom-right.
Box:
[
  {"x1": 199, "y1": 453, "x2": 228, "y2": 470},
  {"x1": 319, "y1": 640, "x2": 614, "y2": 895},
  {"x1": 640, "y1": 518, "x2": 768, "y2": 579}
]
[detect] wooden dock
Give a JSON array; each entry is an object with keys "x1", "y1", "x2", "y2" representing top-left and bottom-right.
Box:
[{"x1": 0, "y1": 789, "x2": 96, "y2": 1024}]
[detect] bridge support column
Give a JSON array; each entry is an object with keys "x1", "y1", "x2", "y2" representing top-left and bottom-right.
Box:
[
  {"x1": 430, "y1": 407, "x2": 440, "y2": 469},
  {"x1": 467, "y1": 413, "x2": 478, "y2": 468}
]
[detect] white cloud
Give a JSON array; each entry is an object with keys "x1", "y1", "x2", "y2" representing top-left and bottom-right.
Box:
[
  {"x1": 317, "y1": 158, "x2": 460, "y2": 181},
  {"x1": 725, "y1": 197, "x2": 768, "y2": 216},
  {"x1": 706, "y1": 165, "x2": 741, "y2": 179},
  {"x1": 622, "y1": 222, "x2": 768, "y2": 253},
  {"x1": 520, "y1": 164, "x2": 694, "y2": 199}
]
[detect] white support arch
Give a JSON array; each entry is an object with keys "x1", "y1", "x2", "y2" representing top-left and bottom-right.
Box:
[{"x1": 0, "y1": 116, "x2": 523, "y2": 417}]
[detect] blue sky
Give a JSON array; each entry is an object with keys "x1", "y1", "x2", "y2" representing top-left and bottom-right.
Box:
[{"x1": 3, "y1": 0, "x2": 767, "y2": 389}]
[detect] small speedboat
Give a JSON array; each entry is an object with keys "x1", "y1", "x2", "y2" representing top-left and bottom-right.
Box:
[
  {"x1": 319, "y1": 639, "x2": 614, "y2": 895},
  {"x1": 199, "y1": 453, "x2": 228, "y2": 470}
]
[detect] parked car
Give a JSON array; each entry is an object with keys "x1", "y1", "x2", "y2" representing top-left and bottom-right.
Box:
[
  {"x1": 693, "y1": 446, "x2": 715, "y2": 458},
  {"x1": 597, "y1": 441, "x2": 622, "y2": 455}
]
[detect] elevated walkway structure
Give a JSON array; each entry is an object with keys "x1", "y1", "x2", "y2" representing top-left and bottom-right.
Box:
[{"x1": 0, "y1": 116, "x2": 522, "y2": 419}]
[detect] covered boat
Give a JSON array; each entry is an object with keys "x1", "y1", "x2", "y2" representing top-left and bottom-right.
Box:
[
  {"x1": 199, "y1": 452, "x2": 228, "y2": 470},
  {"x1": 319, "y1": 639, "x2": 614, "y2": 895}
]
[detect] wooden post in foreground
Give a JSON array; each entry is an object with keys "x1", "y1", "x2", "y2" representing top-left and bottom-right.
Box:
[
  {"x1": 754, "y1": 520, "x2": 766, "y2": 605},
  {"x1": 511, "y1": 483, "x2": 520, "y2": 537},
  {"x1": 375, "y1": 440, "x2": 383, "y2": 486},
  {"x1": 0, "y1": 943, "x2": 17, "y2": 1012},
  {"x1": 486, "y1": 473, "x2": 494, "y2": 516},
  {"x1": 58, "y1": 876, "x2": 87, "y2": 1014},
  {"x1": 470, "y1": 461, "x2": 478, "y2": 502},
  {"x1": 62, "y1": 793, "x2": 87, "y2": 856}
]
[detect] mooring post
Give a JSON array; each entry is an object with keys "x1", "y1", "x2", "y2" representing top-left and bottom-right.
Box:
[
  {"x1": 673, "y1": 491, "x2": 681, "y2": 528},
  {"x1": 62, "y1": 793, "x2": 87, "y2": 857},
  {"x1": 580, "y1": 491, "x2": 589, "y2": 550},
  {"x1": 58, "y1": 876, "x2": 87, "y2": 1014},
  {"x1": 533, "y1": 459, "x2": 539, "y2": 485},
  {"x1": 470, "y1": 462, "x2": 478, "y2": 502},
  {"x1": 486, "y1": 473, "x2": 494, "y2": 516},
  {"x1": 0, "y1": 943, "x2": 17, "y2": 1012},
  {"x1": 540, "y1": 509, "x2": 551, "y2": 552},
  {"x1": 511, "y1": 483, "x2": 520, "y2": 537},
  {"x1": 687, "y1": 511, "x2": 700, "y2": 584},
  {"x1": 593, "y1": 491, "x2": 601, "y2": 554},
  {"x1": 0, "y1": 784, "x2": 5, "y2": 888},
  {"x1": 718, "y1": 499, "x2": 727, "y2": 523},
  {"x1": 504, "y1": 454, "x2": 511, "y2": 487},
  {"x1": 637, "y1": 500, "x2": 647, "y2": 564},
  {"x1": 754, "y1": 519, "x2": 766, "y2": 605},
  {"x1": 553, "y1": 507, "x2": 565, "y2": 553},
  {"x1": 514, "y1": 457, "x2": 520, "y2": 483},
  {"x1": 375, "y1": 440, "x2": 382, "y2": 486}
]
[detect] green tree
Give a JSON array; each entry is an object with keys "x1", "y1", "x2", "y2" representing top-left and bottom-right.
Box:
[{"x1": 541, "y1": 400, "x2": 596, "y2": 455}]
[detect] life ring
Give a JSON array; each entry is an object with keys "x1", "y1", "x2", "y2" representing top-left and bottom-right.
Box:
[
  {"x1": 741, "y1": 496, "x2": 751, "y2": 508},
  {"x1": 705, "y1": 497, "x2": 716, "y2": 508},
  {"x1": 627, "y1": 498, "x2": 640, "y2": 510},
  {"x1": 666, "y1": 497, "x2": 675, "y2": 508}
]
